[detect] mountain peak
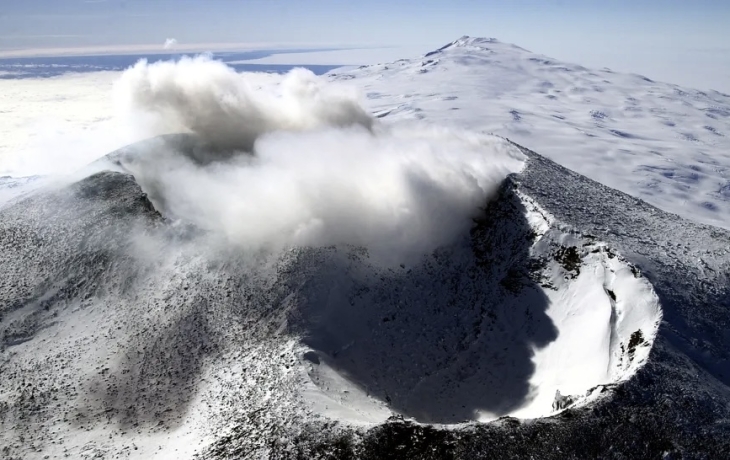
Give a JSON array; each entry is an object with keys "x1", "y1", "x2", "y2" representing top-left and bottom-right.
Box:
[
  {"x1": 451, "y1": 36, "x2": 500, "y2": 47},
  {"x1": 425, "y1": 36, "x2": 502, "y2": 57}
]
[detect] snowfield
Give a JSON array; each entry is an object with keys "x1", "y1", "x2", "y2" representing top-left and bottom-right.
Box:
[
  {"x1": 1, "y1": 37, "x2": 729, "y2": 459},
  {"x1": 332, "y1": 36, "x2": 730, "y2": 230}
]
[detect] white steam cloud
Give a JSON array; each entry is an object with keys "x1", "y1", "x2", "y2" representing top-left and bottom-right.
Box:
[
  {"x1": 110, "y1": 57, "x2": 524, "y2": 262},
  {"x1": 114, "y1": 56, "x2": 373, "y2": 152}
]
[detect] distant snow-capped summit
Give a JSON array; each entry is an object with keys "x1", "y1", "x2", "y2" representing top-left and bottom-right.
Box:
[
  {"x1": 426, "y1": 35, "x2": 502, "y2": 54},
  {"x1": 333, "y1": 36, "x2": 730, "y2": 230}
]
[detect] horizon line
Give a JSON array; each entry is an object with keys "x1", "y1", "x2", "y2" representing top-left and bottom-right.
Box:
[{"x1": 0, "y1": 41, "x2": 393, "y2": 59}]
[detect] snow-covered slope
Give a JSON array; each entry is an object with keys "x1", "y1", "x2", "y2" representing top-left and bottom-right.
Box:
[
  {"x1": 2, "y1": 134, "x2": 726, "y2": 459},
  {"x1": 332, "y1": 36, "x2": 730, "y2": 229}
]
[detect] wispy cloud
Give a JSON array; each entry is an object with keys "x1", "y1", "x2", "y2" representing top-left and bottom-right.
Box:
[
  {"x1": 0, "y1": 42, "x2": 331, "y2": 58},
  {"x1": 0, "y1": 35, "x2": 88, "y2": 40},
  {"x1": 0, "y1": 13, "x2": 150, "y2": 20}
]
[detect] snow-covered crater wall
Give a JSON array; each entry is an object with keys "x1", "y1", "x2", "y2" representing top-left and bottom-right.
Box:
[{"x1": 292, "y1": 178, "x2": 662, "y2": 424}]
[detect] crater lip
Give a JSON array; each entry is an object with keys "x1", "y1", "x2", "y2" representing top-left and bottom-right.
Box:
[{"x1": 296, "y1": 187, "x2": 662, "y2": 425}]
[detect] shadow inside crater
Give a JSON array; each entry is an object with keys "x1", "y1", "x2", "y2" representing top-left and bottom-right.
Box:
[{"x1": 288, "y1": 179, "x2": 558, "y2": 423}]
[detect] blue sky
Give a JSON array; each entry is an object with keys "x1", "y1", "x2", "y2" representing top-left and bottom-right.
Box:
[{"x1": 0, "y1": 0, "x2": 728, "y2": 90}]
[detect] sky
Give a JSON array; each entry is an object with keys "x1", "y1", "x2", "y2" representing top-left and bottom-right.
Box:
[{"x1": 0, "y1": 0, "x2": 728, "y2": 91}]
